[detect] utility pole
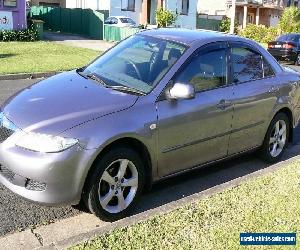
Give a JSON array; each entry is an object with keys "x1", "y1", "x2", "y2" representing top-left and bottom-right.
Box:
[{"x1": 230, "y1": 0, "x2": 236, "y2": 34}]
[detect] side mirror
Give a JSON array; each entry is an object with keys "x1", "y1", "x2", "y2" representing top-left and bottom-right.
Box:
[{"x1": 166, "y1": 82, "x2": 195, "y2": 100}]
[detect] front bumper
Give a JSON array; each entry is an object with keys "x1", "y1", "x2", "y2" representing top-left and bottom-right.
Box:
[{"x1": 0, "y1": 141, "x2": 95, "y2": 206}]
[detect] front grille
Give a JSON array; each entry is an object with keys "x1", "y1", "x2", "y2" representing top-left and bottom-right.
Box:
[
  {"x1": 0, "y1": 165, "x2": 15, "y2": 182},
  {"x1": 0, "y1": 125, "x2": 14, "y2": 143},
  {"x1": 25, "y1": 179, "x2": 46, "y2": 191}
]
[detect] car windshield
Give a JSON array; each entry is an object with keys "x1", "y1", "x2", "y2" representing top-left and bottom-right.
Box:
[
  {"x1": 120, "y1": 18, "x2": 135, "y2": 24},
  {"x1": 277, "y1": 34, "x2": 300, "y2": 43},
  {"x1": 83, "y1": 35, "x2": 187, "y2": 94}
]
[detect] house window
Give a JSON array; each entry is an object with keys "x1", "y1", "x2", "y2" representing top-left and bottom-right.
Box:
[
  {"x1": 3, "y1": 0, "x2": 17, "y2": 7},
  {"x1": 121, "y1": 0, "x2": 135, "y2": 11},
  {"x1": 181, "y1": 0, "x2": 189, "y2": 15}
]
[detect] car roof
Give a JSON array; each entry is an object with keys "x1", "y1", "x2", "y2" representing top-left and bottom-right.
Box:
[{"x1": 140, "y1": 28, "x2": 234, "y2": 45}]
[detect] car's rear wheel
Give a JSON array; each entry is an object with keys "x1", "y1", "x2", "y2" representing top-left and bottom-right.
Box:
[
  {"x1": 260, "y1": 113, "x2": 290, "y2": 163},
  {"x1": 83, "y1": 147, "x2": 145, "y2": 221}
]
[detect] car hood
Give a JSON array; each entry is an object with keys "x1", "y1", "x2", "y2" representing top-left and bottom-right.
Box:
[{"x1": 1, "y1": 71, "x2": 139, "y2": 135}]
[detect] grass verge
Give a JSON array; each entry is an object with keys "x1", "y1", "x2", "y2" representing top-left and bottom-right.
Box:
[
  {"x1": 0, "y1": 42, "x2": 100, "y2": 75},
  {"x1": 71, "y1": 159, "x2": 300, "y2": 250}
]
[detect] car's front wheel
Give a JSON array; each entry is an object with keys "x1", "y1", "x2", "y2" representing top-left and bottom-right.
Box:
[
  {"x1": 260, "y1": 113, "x2": 290, "y2": 163},
  {"x1": 83, "y1": 147, "x2": 145, "y2": 221}
]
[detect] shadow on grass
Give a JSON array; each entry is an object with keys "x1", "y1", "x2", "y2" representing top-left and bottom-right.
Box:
[{"x1": 0, "y1": 53, "x2": 16, "y2": 59}]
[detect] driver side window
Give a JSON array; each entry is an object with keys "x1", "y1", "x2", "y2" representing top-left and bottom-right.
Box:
[{"x1": 174, "y1": 44, "x2": 227, "y2": 92}]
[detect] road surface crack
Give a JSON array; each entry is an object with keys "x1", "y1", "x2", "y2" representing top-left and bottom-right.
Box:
[{"x1": 31, "y1": 228, "x2": 43, "y2": 246}]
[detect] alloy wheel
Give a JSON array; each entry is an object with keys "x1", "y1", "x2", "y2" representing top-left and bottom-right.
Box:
[
  {"x1": 269, "y1": 120, "x2": 287, "y2": 158},
  {"x1": 98, "y1": 159, "x2": 138, "y2": 214}
]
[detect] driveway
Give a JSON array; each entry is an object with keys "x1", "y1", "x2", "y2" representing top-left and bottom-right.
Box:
[
  {"x1": 0, "y1": 68, "x2": 300, "y2": 237},
  {"x1": 43, "y1": 31, "x2": 115, "y2": 51}
]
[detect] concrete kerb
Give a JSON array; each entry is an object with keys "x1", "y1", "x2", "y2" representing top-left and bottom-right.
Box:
[{"x1": 0, "y1": 72, "x2": 61, "y2": 81}]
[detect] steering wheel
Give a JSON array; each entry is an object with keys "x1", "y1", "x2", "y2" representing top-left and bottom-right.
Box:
[{"x1": 126, "y1": 59, "x2": 142, "y2": 80}]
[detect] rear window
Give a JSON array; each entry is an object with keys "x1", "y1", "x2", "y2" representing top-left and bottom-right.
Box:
[{"x1": 277, "y1": 34, "x2": 300, "y2": 43}]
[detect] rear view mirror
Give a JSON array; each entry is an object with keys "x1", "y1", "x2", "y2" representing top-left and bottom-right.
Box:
[{"x1": 166, "y1": 82, "x2": 195, "y2": 100}]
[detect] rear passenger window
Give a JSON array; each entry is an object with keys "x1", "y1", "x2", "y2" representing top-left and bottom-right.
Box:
[
  {"x1": 175, "y1": 47, "x2": 227, "y2": 92},
  {"x1": 231, "y1": 47, "x2": 263, "y2": 83}
]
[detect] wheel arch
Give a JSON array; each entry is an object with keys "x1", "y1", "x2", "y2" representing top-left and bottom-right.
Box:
[
  {"x1": 274, "y1": 107, "x2": 294, "y2": 143},
  {"x1": 82, "y1": 137, "x2": 153, "y2": 198}
]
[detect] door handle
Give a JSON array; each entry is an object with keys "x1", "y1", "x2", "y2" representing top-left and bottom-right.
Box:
[
  {"x1": 269, "y1": 86, "x2": 279, "y2": 93},
  {"x1": 216, "y1": 100, "x2": 233, "y2": 110}
]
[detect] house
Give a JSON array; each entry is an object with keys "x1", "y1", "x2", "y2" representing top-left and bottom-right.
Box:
[
  {"x1": 29, "y1": 0, "x2": 63, "y2": 7},
  {"x1": 64, "y1": 0, "x2": 197, "y2": 29},
  {"x1": 0, "y1": 0, "x2": 27, "y2": 30},
  {"x1": 198, "y1": 0, "x2": 297, "y2": 28}
]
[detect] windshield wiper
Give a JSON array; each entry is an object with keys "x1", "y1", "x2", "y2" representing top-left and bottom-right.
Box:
[
  {"x1": 76, "y1": 68, "x2": 88, "y2": 79},
  {"x1": 86, "y1": 74, "x2": 110, "y2": 88},
  {"x1": 77, "y1": 70, "x2": 146, "y2": 96},
  {"x1": 110, "y1": 85, "x2": 146, "y2": 96}
]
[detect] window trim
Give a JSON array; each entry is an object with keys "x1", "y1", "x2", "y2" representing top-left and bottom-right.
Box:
[
  {"x1": 121, "y1": 0, "x2": 135, "y2": 12},
  {"x1": 229, "y1": 41, "x2": 276, "y2": 86}
]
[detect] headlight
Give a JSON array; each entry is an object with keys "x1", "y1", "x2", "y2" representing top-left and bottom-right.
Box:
[{"x1": 15, "y1": 132, "x2": 78, "y2": 153}]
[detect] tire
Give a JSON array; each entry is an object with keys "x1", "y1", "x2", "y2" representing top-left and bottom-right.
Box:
[
  {"x1": 83, "y1": 147, "x2": 145, "y2": 221},
  {"x1": 260, "y1": 113, "x2": 290, "y2": 163}
]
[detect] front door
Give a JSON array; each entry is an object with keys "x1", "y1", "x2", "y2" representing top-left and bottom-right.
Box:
[{"x1": 156, "y1": 42, "x2": 234, "y2": 177}]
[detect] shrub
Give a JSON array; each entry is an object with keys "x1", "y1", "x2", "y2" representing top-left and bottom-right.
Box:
[
  {"x1": 0, "y1": 26, "x2": 38, "y2": 42},
  {"x1": 279, "y1": 7, "x2": 300, "y2": 33},
  {"x1": 239, "y1": 24, "x2": 278, "y2": 43},
  {"x1": 155, "y1": 8, "x2": 177, "y2": 28},
  {"x1": 220, "y1": 17, "x2": 238, "y2": 34}
]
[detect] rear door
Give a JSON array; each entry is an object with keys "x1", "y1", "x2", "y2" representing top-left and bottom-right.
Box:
[{"x1": 228, "y1": 42, "x2": 278, "y2": 155}]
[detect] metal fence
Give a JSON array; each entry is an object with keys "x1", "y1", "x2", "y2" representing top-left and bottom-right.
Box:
[
  {"x1": 29, "y1": 6, "x2": 109, "y2": 39},
  {"x1": 104, "y1": 25, "x2": 142, "y2": 42},
  {"x1": 196, "y1": 15, "x2": 222, "y2": 31}
]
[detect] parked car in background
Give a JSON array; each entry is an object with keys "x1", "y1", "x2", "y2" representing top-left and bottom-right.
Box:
[
  {"x1": 104, "y1": 16, "x2": 137, "y2": 27},
  {"x1": 268, "y1": 33, "x2": 300, "y2": 65},
  {"x1": 1, "y1": 29, "x2": 300, "y2": 222}
]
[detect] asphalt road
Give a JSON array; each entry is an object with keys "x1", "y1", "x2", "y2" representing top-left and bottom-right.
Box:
[{"x1": 0, "y1": 69, "x2": 300, "y2": 237}]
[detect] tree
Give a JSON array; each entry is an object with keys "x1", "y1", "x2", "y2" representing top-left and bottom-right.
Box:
[
  {"x1": 155, "y1": 8, "x2": 178, "y2": 28},
  {"x1": 279, "y1": 7, "x2": 300, "y2": 33},
  {"x1": 220, "y1": 17, "x2": 238, "y2": 33}
]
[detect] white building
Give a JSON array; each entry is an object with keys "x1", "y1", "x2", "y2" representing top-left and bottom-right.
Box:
[{"x1": 65, "y1": 0, "x2": 197, "y2": 29}]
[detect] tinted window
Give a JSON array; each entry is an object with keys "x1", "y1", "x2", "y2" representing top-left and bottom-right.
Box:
[
  {"x1": 175, "y1": 47, "x2": 227, "y2": 92},
  {"x1": 231, "y1": 47, "x2": 263, "y2": 83}
]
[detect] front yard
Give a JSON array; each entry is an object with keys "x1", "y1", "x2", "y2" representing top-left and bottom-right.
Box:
[
  {"x1": 0, "y1": 42, "x2": 100, "y2": 75},
  {"x1": 72, "y1": 159, "x2": 300, "y2": 250}
]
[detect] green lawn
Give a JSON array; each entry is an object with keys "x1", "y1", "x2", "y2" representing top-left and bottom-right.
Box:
[
  {"x1": 0, "y1": 42, "x2": 100, "y2": 74},
  {"x1": 72, "y1": 159, "x2": 300, "y2": 250}
]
